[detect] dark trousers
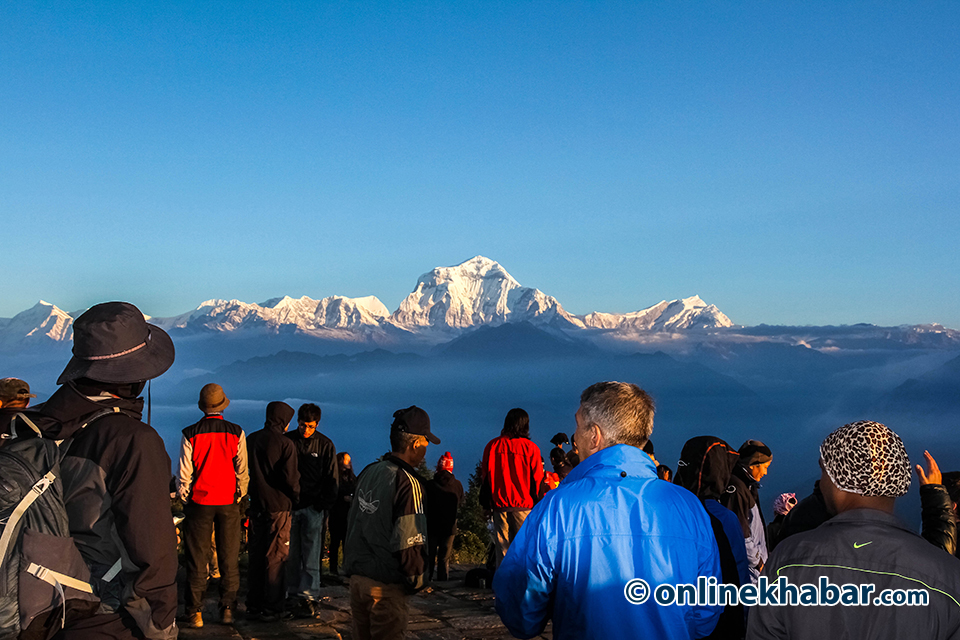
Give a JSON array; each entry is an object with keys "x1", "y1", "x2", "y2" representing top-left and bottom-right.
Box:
[
  {"x1": 329, "y1": 517, "x2": 347, "y2": 575},
  {"x1": 428, "y1": 533, "x2": 455, "y2": 581},
  {"x1": 246, "y1": 511, "x2": 292, "y2": 614},
  {"x1": 183, "y1": 502, "x2": 241, "y2": 613}
]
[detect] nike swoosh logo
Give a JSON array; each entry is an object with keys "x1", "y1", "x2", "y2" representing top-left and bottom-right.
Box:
[{"x1": 853, "y1": 541, "x2": 873, "y2": 549}]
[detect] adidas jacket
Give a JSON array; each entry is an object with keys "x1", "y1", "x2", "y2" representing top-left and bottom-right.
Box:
[{"x1": 343, "y1": 454, "x2": 428, "y2": 592}]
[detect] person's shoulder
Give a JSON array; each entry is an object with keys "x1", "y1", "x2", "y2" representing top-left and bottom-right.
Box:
[
  {"x1": 519, "y1": 438, "x2": 542, "y2": 454},
  {"x1": 314, "y1": 431, "x2": 335, "y2": 447}
]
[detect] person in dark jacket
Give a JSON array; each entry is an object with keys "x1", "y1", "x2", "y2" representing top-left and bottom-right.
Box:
[
  {"x1": 425, "y1": 452, "x2": 464, "y2": 581},
  {"x1": 285, "y1": 402, "x2": 338, "y2": 617},
  {"x1": 772, "y1": 452, "x2": 959, "y2": 557},
  {"x1": 23, "y1": 302, "x2": 179, "y2": 640},
  {"x1": 916, "y1": 450, "x2": 958, "y2": 556},
  {"x1": 328, "y1": 452, "x2": 357, "y2": 576},
  {"x1": 674, "y1": 436, "x2": 749, "y2": 640},
  {"x1": 246, "y1": 401, "x2": 300, "y2": 621},
  {"x1": 765, "y1": 492, "x2": 797, "y2": 552},
  {"x1": 344, "y1": 406, "x2": 440, "y2": 640},
  {"x1": 748, "y1": 420, "x2": 960, "y2": 640},
  {"x1": 548, "y1": 432, "x2": 572, "y2": 479},
  {"x1": 177, "y1": 383, "x2": 248, "y2": 627},
  {"x1": 769, "y1": 480, "x2": 829, "y2": 549},
  {"x1": 722, "y1": 439, "x2": 772, "y2": 583}
]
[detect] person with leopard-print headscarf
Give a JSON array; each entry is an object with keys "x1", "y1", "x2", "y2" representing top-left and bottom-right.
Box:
[{"x1": 748, "y1": 420, "x2": 960, "y2": 640}]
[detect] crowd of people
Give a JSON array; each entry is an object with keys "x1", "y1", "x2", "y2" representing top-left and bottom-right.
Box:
[{"x1": 3, "y1": 300, "x2": 960, "y2": 640}]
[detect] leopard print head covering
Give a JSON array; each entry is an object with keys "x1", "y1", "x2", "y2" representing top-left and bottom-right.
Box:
[{"x1": 820, "y1": 420, "x2": 911, "y2": 498}]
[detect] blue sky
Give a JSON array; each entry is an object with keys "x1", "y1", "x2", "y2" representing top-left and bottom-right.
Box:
[{"x1": 3, "y1": 2, "x2": 958, "y2": 327}]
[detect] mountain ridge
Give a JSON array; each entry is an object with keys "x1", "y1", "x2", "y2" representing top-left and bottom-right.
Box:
[{"x1": 1, "y1": 256, "x2": 733, "y2": 348}]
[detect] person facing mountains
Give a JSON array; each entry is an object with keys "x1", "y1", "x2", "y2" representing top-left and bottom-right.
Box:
[
  {"x1": 425, "y1": 452, "x2": 464, "y2": 581},
  {"x1": 674, "y1": 436, "x2": 749, "y2": 640},
  {"x1": 548, "y1": 431, "x2": 572, "y2": 479},
  {"x1": 481, "y1": 408, "x2": 545, "y2": 568},
  {"x1": 19, "y1": 301, "x2": 179, "y2": 639},
  {"x1": 178, "y1": 382, "x2": 248, "y2": 628},
  {"x1": 245, "y1": 401, "x2": 300, "y2": 621}
]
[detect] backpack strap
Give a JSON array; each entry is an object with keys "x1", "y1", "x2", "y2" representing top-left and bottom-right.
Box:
[
  {"x1": 25, "y1": 562, "x2": 95, "y2": 630},
  {"x1": 57, "y1": 407, "x2": 126, "y2": 454},
  {"x1": 4, "y1": 412, "x2": 43, "y2": 442},
  {"x1": 0, "y1": 472, "x2": 57, "y2": 564}
]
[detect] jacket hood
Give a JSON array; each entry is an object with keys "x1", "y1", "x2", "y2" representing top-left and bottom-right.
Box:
[
  {"x1": 432, "y1": 469, "x2": 457, "y2": 487},
  {"x1": 34, "y1": 382, "x2": 143, "y2": 439},
  {"x1": 264, "y1": 401, "x2": 294, "y2": 433},
  {"x1": 674, "y1": 436, "x2": 740, "y2": 500}
]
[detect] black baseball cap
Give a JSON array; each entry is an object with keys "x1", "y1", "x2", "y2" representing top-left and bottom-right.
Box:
[{"x1": 391, "y1": 406, "x2": 440, "y2": 445}]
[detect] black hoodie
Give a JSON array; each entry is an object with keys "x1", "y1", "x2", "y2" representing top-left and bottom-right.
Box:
[
  {"x1": 247, "y1": 401, "x2": 300, "y2": 513},
  {"x1": 675, "y1": 436, "x2": 746, "y2": 640},
  {"x1": 426, "y1": 469, "x2": 464, "y2": 538}
]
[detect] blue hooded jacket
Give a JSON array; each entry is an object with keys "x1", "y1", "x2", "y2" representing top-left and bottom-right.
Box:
[{"x1": 494, "y1": 444, "x2": 722, "y2": 640}]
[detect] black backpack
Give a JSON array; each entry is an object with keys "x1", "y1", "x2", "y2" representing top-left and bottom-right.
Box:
[{"x1": 0, "y1": 409, "x2": 124, "y2": 640}]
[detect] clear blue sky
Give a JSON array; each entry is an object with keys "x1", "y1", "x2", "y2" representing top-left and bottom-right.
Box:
[{"x1": 3, "y1": 2, "x2": 958, "y2": 327}]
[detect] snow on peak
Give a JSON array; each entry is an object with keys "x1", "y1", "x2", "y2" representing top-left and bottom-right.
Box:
[
  {"x1": 151, "y1": 294, "x2": 388, "y2": 333},
  {"x1": 389, "y1": 256, "x2": 576, "y2": 329},
  {"x1": 581, "y1": 295, "x2": 733, "y2": 331},
  {"x1": 0, "y1": 300, "x2": 74, "y2": 347}
]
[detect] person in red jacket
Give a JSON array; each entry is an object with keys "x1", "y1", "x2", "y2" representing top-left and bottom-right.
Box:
[
  {"x1": 481, "y1": 408, "x2": 544, "y2": 568},
  {"x1": 177, "y1": 383, "x2": 248, "y2": 627}
]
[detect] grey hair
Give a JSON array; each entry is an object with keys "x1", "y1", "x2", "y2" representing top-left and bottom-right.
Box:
[
  {"x1": 390, "y1": 430, "x2": 426, "y2": 453},
  {"x1": 578, "y1": 381, "x2": 655, "y2": 449}
]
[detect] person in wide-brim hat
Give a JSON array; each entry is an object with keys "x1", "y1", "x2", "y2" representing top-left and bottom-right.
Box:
[{"x1": 57, "y1": 301, "x2": 175, "y2": 385}]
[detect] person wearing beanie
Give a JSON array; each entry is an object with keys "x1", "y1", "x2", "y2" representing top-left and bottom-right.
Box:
[
  {"x1": 748, "y1": 421, "x2": 960, "y2": 640},
  {"x1": 245, "y1": 401, "x2": 300, "y2": 621},
  {"x1": 721, "y1": 439, "x2": 773, "y2": 584},
  {"x1": 426, "y1": 452, "x2": 464, "y2": 581},
  {"x1": 177, "y1": 383, "x2": 248, "y2": 627},
  {"x1": 344, "y1": 405, "x2": 440, "y2": 640}
]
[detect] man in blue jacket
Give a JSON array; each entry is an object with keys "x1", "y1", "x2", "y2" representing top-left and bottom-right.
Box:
[{"x1": 494, "y1": 381, "x2": 723, "y2": 640}]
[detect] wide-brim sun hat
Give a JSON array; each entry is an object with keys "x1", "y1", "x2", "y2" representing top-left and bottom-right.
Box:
[{"x1": 57, "y1": 301, "x2": 176, "y2": 385}]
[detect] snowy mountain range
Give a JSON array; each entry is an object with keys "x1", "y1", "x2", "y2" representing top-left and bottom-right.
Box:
[{"x1": 0, "y1": 256, "x2": 733, "y2": 350}]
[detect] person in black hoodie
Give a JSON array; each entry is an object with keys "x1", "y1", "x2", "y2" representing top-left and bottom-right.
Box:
[
  {"x1": 425, "y1": 452, "x2": 464, "y2": 581},
  {"x1": 285, "y1": 402, "x2": 338, "y2": 618},
  {"x1": 674, "y1": 436, "x2": 750, "y2": 640},
  {"x1": 20, "y1": 302, "x2": 178, "y2": 640},
  {"x1": 246, "y1": 401, "x2": 300, "y2": 621},
  {"x1": 328, "y1": 452, "x2": 357, "y2": 576}
]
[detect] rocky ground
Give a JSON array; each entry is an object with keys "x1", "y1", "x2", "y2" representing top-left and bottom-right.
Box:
[{"x1": 178, "y1": 565, "x2": 552, "y2": 640}]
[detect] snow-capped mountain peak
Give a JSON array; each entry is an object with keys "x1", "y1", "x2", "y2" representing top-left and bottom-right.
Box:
[
  {"x1": 0, "y1": 257, "x2": 736, "y2": 350},
  {"x1": 0, "y1": 300, "x2": 74, "y2": 348},
  {"x1": 389, "y1": 256, "x2": 576, "y2": 330}
]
